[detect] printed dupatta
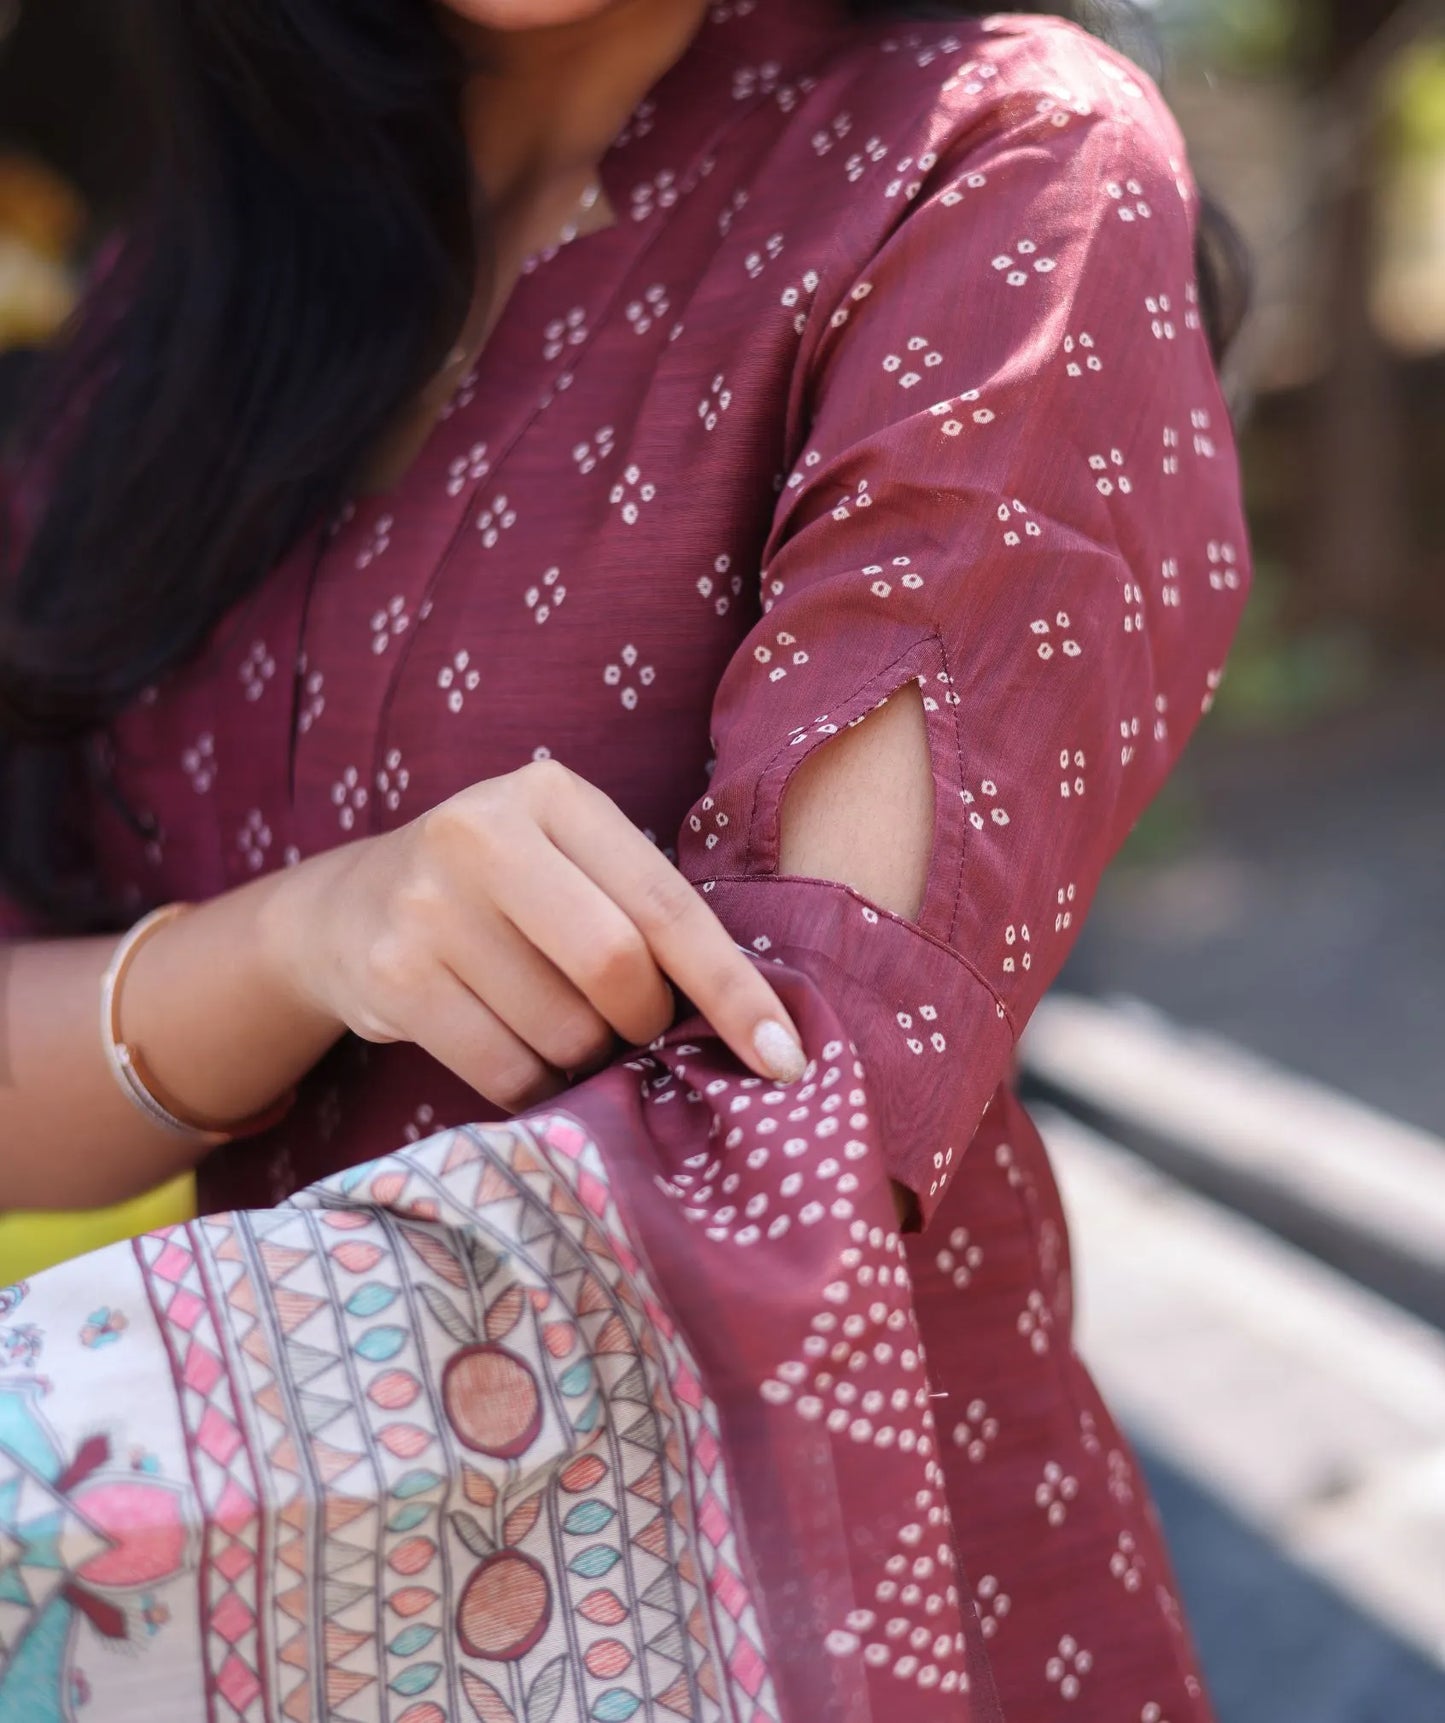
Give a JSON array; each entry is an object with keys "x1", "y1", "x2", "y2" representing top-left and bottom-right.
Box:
[{"x1": 0, "y1": 970, "x2": 1004, "y2": 1723}]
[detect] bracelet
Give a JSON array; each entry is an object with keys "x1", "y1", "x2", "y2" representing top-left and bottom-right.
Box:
[{"x1": 100, "y1": 902, "x2": 296, "y2": 1142}]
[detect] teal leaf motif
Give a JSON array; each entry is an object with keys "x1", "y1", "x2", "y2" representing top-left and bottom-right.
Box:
[
  {"x1": 563, "y1": 1500, "x2": 615, "y2": 1536},
  {"x1": 526, "y1": 1655, "x2": 568, "y2": 1723},
  {"x1": 338, "y1": 1160, "x2": 381, "y2": 1196},
  {"x1": 386, "y1": 1502, "x2": 431, "y2": 1534},
  {"x1": 388, "y1": 1624, "x2": 439, "y2": 1658},
  {"x1": 568, "y1": 1544, "x2": 621, "y2": 1578},
  {"x1": 390, "y1": 1661, "x2": 442, "y2": 1697},
  {"x1": 345, "y1": 1283, "x2": 399, "y2": 1318},
  {"x1": 354, "y1": 1326, "x2": 408, "y2": 1363},
  {"x1": 558, "y1": 1361, "x2": 594, "y2": 1398},
  {"x1": 392, "y1": 1468, "x2": 444, "y2": 1500},
  {"x1": 574, "y1": 1394, "x2": 602, "y2": 1435},
  {"x1": 591, "y1": 1691, "x2": 642, "y2": 1723}
]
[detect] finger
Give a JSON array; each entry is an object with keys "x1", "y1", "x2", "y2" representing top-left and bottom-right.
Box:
[
  {"x1": 539, "y1": 780, "x2": 808, "y2": 1084},
  {"x1": 407, "y1": 966, "x2": 570, "y2": 1115},
  {"x1": 479, "y1": 821, "x2": 677, "y2": 1050},
  {"x1": 443, "y1": 912, "x2": 621, "y2": 1078}
]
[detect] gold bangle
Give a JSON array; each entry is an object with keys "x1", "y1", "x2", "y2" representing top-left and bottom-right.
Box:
[{"x1": 100, "y1": 902, "x2": 296, "y2": 1142}]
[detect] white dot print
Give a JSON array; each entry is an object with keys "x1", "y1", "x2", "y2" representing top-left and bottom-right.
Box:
[
  {"x1": 604, "y1": 643, "x2": 656, "y2": 709},
  {"x1": 1001, "y1": 923, "x2": 1032, "y2": 977},
  {"x1": 998, "y1": 498, "x2": 1042, "y2": 546},
  {"x1": 239, "y1": 640, "x2": 275, "y2": 703},
  {"x1": 296, "y1": 668, "x2": 325, "y2": 735},
  {"x1": 975, "y1": 1573, "x2": 1012, "y2": 1639},
  {"x1": 624, "y1": 284, "x2": 671, "y2": 335},
  {"x1": 699, "y1": 373, "x2": 733, "y2": 430},
  {"x1": 1088, "y1": 448, "x2": 1132, "y2": 497},
  {"x1": 330, "y1": 766, "x2": 368, "y2": 833},
  {"x1": 375, "y1": 748, "x2": 410, "y2": 813},
  {"x1": 476, "y1": 493, "x2": 517, "y2": 548},
  {"x1": 1035, "y1": 1460, "x2": 1079, "y2": 1527},
  {"x1": 881, "y1": 334, "x2": 943, "y2": 390},
  {"x1": 1208, "y1": 540, "x2": 1242, "y2": 591},
  {"x1": 542, "y1": 306, "x2": 588, "y2": 362},
  {"x1": 1111, "y1": 1529, "x2": 1145, "y2": 1592},
  {"x1": 743, "y1": 233, "x2": 785, "y2": 279},
  {"x1": 446, "y1": 442, "x2": 489, "y2": 497},
  {"x1": 1055, "y1": 881, "x2": 1077, "y2": 933},
  {"x1": 960, "y1": 776, "x2": 1009, "y2": 831},
  {"x1": 1063, "y1": 330, "x2": 1102, "y2": 376},
  {"x1": 1146, "y1": 291, "x2": 1177, "y2": 341},
  {"x1": 991, "y1": 236, "x2": 1057, "y2": 287},
  {"x1": 952, "y1": 1398, "x2": 998, "y2": 1462},
  {"x1": 1059, "y1": 746, "x2": 1087, "y2": 798},
  {"x1": 1107, "y1": 176, "x2": 1153, "y2": 221},
  {"x1": 697, "y1": 553, "x2": 744, "y2": 616},
  {"x1": 355, "y1": 514, "x2": 392, "y2": 570},
  {"x1": 524, "y1": 566, "x2": 566, "y2": 625},
  {"x1": 844, "y1": 137, "x2": 888, "y2": 182},
  {"x1": 1030, "y1": 611, "x2": 1082, "y2": 661},
  {"x1": 369, "y1": 596, "x2": 410, "y2": 655},
  {"x1": 896, "y1": 1002, "x2": 946, "y2": 1057},
  {"x1": 752, "y1": 629, "x2": 808, "y2": 682},
  {"x1": 437, "y1": 649, "x2": 481, "y2": 714},
  {"x1": 181, "y1": 733, "x2": 216, "y2": 795},
  {"x1": 936, "y1": 1226, "x2": 983, "y2": 1290},
  {"x1": 573, "y1": 426, "x2": 616, "y2": 475},
  {"x1": 1045, "y1": 1634, "x2": 1093, "y2": 1701},
  {"x1": 1016, "y1": 1284, "x2": 1054, "y2": 1354},
  {"x1": 629, "y1": 169, "x2": 678, "y2": 222},
  {"x1": 609, "y1": 464, "x2": 656, "y2": 525},
  {"x1": 237, "y1": 808, "x2": 271, "y2": 873},
  {"x1": 863, "y1": 554, "x2": 922, "y2": 599},
  {"x1": 831, "y1": 478, "x2": 872, "y2": 522}
]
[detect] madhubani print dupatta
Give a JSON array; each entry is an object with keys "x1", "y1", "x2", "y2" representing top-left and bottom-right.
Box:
[{"x1": 0, "y1": 995, "x2": 1002, "y2": 1723}]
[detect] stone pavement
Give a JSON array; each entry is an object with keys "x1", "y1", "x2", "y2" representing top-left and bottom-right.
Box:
[
  {"x1": 1042, "y1": 1108, "x2": 1445, "y2": 1723},
  {"x1": 1063, "y1": 671, "x2": 1445, "y2": 1139}
]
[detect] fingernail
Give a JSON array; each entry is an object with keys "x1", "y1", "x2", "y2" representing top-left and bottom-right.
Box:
[{"x1": 754, "y1": 1018, "x2": 807, "y2": 1083}]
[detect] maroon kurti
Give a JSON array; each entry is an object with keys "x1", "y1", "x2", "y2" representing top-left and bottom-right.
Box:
[{"x1": 7, "y1": 6, "x2": 1250, "y2": 1719}]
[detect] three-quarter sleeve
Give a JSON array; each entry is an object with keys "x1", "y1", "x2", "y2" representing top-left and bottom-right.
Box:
[{"x1": 665, "y1": 78, "x2": 1251, "y2": 1222}]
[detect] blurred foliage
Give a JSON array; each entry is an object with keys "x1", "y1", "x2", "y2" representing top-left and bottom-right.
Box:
[
  {"x1": 1152, "y1": 0, "x2": 1314, "y2": 74},
  {"x1": 1385, "y1": 36, "x2": 1445, "y2": 155},
  {"x1": 1118, "y1": 563, "x2": 1379, "y2": 866},
  {"x1": 1207, "y1": 563, "x2": 1377, "y2": 731}
]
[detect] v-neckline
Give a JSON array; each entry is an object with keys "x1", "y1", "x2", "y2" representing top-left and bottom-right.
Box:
[{"x1": 349, "y1": 0, "x2": 848, "y2": 509}]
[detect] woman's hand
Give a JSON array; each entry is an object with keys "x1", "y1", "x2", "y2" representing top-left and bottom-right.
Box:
[{"x1": 264, "y1": 758, "x2": 808, "y2": 1113}]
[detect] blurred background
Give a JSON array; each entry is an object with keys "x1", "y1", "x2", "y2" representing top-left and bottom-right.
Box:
[{"x1": 1, "y1": 0, "x2": 1442, "y2": 1717}]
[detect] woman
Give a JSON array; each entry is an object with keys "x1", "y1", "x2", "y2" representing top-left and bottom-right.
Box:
[{"x1": 0, "y1": 0, "x2": 1251, "y2": 1718}]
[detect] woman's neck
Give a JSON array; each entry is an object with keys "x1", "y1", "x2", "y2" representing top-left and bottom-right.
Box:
[{"x1": 451, "y1": 0, "x2": 711, "y2": 210}]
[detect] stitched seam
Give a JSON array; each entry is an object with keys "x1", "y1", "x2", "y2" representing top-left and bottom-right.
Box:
[
  {"x1": 703, "y1": 870, "x2": 1018, "y2": 1038},
  {"x1": 932, "y1": 625, "x2": 972, "y2": 949},
  {"x1": 745, "y1": 635, "x2": 936, "y2": 877}
]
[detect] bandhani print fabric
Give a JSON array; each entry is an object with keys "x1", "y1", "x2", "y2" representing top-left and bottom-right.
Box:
[
  {"x1": 1, "y1": 3, "x2": 1252, "y2": 1719},
  {"x1": 0, "y1": 1024, "x2": 993, "y2": 1723}
]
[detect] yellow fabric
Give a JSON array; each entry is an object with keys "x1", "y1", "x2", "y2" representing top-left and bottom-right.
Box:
[{"x1": 0, "y1": 1174, "x2": 197, "y2": 1281}]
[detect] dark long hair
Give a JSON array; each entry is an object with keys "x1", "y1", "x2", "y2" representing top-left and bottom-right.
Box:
[{"x1": 0, "y1": 0, "x2": 1246, "y2": 926}]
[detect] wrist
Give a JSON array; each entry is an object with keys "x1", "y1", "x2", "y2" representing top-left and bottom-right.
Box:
[{"x1": 252, "y1": 845, "x2": 354, "y2": 1034}]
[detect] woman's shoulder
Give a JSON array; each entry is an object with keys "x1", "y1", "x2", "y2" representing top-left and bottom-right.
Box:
[{"x1": 802, "y1": 7, "x2": 1189, "y2": 181}]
